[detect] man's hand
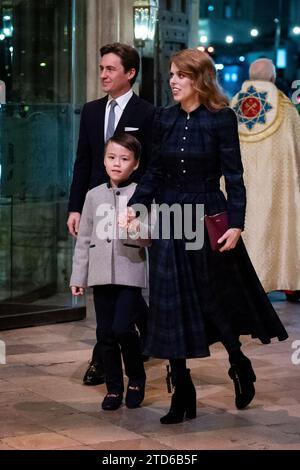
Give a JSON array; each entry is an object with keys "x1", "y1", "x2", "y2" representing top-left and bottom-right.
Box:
[
  {"x1": 71, "y1": 286, "x2": 85, "y2": 296},
  {"x1": 67, "y1": 212, "x2": 81, "y2": 238}
]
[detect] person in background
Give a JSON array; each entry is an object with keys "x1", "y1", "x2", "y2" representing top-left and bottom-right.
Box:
[
  {"x1": 231, "y1": 58, "x2": 300, "y2": 302},
  {"x1": 70, "y1": 133, "x2": 148, "y2": 410},
  {"x1": 67, "y1": 43, "x2": 155, "y2": 385}
]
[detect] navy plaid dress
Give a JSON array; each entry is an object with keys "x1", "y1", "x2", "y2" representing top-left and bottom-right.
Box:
[{"x1": 129, "y1": 105, "x2": 288, "y2": 359}]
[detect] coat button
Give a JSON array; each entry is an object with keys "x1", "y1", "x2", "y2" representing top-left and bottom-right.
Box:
[
  {"x1": 116, "y1": 191, "x2": 120, "y2": 195},
  {"x1": 182, "y1": 170, "x2": 186, "y2": 174},
  {"x1": 181, "y1": 148, "x2": 184, "y2": 151},
  {"x1": 181, "y1": 159, "x2": 184, "y2": 163},
  {"x1": 107, "y1": 238, "x2": 111, "y2": 243}
]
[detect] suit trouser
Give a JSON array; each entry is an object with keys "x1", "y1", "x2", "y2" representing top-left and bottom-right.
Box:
[{"x1": 93, "y1": 285, "x2": 146, "y2": 394}]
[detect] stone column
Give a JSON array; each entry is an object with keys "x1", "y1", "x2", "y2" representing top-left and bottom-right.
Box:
[
  {"x1": 188, "y1": 0, "x2": 200, "y2": 48},
  {"x1": 86, "y1": 0, "x2": 135, "y2": 101}
]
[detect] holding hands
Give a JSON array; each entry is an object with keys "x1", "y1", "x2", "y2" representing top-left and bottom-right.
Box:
[{"x1": 118, "y1": 207, "x2": 139, "y2": 235}]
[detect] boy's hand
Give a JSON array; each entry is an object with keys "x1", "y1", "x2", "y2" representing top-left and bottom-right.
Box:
[
  {"x1": 67, "y1": 212, "x2": 81, "y2": 238},
  {"x1": 71, "y1": 286, "x2": 85, "y2": 296},
  {"x1": 128, "y1": 218, "x2": 140, "y2": 234}
]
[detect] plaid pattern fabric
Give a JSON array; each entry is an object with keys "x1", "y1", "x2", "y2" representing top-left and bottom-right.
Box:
[
  {"x1": 130, "y1": 105, "x2": 288, "y2": 359},
  {"x1": 144, "y1": 215, "x2": 288, "y2": 359}
]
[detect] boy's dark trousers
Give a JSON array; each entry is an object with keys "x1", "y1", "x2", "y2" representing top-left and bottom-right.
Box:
[
  {"x1": 91, "y1": 292, "x2": 148, "y2": 364},
  {"x1": 93, "y1": 285, "x2": 146, "y2": 394}
]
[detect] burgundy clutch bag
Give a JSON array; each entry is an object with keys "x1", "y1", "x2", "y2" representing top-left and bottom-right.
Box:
[{"x1": 204, "y1": 211, "x2": 229, "y2": 251}]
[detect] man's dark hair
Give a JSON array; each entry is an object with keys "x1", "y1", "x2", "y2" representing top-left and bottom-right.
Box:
[
  {"x1": 100, "y1": 43, "x2": 140, "y2": 86},
  {"x1": 104, "y1": 133, "x2": 141, "y2": 161}
]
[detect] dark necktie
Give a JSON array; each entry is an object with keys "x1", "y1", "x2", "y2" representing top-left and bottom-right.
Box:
[{"x1": 105, "y1": 100, "x2": 117, "y2": 141}]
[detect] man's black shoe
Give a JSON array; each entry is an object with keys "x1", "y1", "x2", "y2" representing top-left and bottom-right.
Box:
[{"x1": 83, "y1": 362, "x2": 105, "y2": 386}]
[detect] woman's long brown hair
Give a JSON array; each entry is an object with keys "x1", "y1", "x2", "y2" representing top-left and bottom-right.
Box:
[{"x1": 170, "y1": 48, "x2": 229, "y2": 111}]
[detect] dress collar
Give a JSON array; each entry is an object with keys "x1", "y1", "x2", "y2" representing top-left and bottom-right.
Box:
[
  {"x1": 107, "y1": 89, "x2": 133, "y2": 111},
  {"x1": 179, "y1": 103, "x2": 205, "y2": 116}
]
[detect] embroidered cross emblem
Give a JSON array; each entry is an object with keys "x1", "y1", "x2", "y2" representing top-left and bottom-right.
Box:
[{"x1": 233, "y1": 85, "x2": 273, "y2": 130}]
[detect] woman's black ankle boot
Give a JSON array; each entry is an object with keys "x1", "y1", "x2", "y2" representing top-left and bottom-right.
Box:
[
  {"x1": 228, "y1": 354, "x2": 256, "y2": 409},
  {"x1": 160, "y1": 368, "x2": 197, "y2": 424}
]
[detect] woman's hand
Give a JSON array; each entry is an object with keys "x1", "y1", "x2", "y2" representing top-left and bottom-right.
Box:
[
  {"x1": 217, "y1": 228, "x2": 241, "y2": 252},
  {"x1": 71, "y1": 286, "x2": 85, "y2": 296}
]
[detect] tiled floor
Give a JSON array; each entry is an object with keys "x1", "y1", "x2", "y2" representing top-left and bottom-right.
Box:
[{"x1": 0, "y1": 293, "x2": 299, "y2": 450}]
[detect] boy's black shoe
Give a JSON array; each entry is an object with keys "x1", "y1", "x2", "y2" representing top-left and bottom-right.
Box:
[
  {"x1": 125, "y1": 382, "x2": 145, "y2": 409},
  {"x1": 101, "y1": 393, "x2": 123, "y2": 410}
]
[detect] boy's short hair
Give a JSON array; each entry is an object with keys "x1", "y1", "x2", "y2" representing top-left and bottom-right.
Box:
[{"x1": 104, "y1": 133, "x2": 141, "y2": 161}]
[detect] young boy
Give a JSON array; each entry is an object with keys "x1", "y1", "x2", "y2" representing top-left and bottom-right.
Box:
[{"x1": 70, "y1": 133, "x2": 148, "y2": 411}]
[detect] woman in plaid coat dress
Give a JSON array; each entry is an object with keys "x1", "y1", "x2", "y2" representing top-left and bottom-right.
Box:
[{"x1": 128, "y1": 49, "x2": 288, "y2": 424}]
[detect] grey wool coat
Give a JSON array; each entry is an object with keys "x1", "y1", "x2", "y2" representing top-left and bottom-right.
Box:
[{"x1": 70, "y1": 182, "x2": 148, "y2": 288}]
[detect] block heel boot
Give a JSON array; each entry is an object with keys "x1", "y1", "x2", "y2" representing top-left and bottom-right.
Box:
[
  {"x1": 160, "y1": 368, "x2": 197, "y2": 424},
  {"x1": 228, "y1": 355, "x2": 256, "y2": 410}
]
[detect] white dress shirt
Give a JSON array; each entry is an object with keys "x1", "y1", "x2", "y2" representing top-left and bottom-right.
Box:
[{"x1": 104, "y1": 89, "x2": 133, "y2": 137}]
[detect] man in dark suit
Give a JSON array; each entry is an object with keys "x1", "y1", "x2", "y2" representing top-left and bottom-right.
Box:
[{"x1": 67, "y1": 43, "x2": 155, "y2": 385}]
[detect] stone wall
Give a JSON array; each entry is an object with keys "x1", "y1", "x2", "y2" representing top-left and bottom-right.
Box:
[{"x1": 86, "y1": 0, "x2": 135, "y2": 101}]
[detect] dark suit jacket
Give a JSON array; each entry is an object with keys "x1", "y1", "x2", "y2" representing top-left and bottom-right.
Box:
[{"x1": 68, "y1": 93, "x2": 155, "y2": 213}]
